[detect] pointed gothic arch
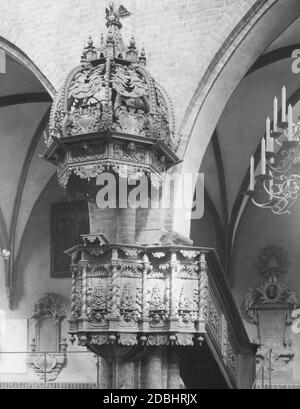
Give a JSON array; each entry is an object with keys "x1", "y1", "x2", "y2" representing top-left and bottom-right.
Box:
[{"x1": 172, "y1": 0, "x2": 300, "y2": 239}]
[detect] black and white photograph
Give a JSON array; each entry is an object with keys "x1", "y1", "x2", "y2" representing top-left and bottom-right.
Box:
[{"x1": 0, "y1": 0, "x2": 299, "y2": 394}]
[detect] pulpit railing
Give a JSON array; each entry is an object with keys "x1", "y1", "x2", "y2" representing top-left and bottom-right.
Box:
[{"x1": 202, "y1": 249, "x2": 258, "y2": 388}]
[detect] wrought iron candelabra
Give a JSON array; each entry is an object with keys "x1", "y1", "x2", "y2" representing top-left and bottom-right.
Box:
[{"x1": 247, "y1": 86, "x2": 300, "y2": 215}]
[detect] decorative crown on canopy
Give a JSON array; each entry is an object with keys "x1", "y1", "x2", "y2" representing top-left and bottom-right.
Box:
[{"x1": 42, "y1": 3, "x2": 179, "y2": 191}]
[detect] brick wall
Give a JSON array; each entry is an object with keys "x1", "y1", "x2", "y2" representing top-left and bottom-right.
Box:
[{"x1": 0, "y1": 0, "x2": 258, "y2": 130}]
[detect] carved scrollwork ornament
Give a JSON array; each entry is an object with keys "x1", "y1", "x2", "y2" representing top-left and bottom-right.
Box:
[
  {"x1": 148, "y1": 282, "x2": 168, "y2": 326},
  {"x1": 118, "y1": 333, "x2": 138, "y2": 346},
  {"x1": 176, "y1": 333, "x2": 194, "y2": 346},
  {"x1": 245, "y1": 274, "x2": 298, "y2": 322},
  {"x1": 209, "y1": 296, "x2": 221, "y2": 330},
  {"x1": 121, "y1": 247, "x2": 142, "y2": 258},
  {"x1": 87, "y1": 247, "x2": 107, "y2": 257},
  {"x1": 119, "y1": 282, "x2": 140, "y2": 325},
  {"x1": 222, "y1": 315, "x2": 228, "y2": 359},
  {"x1": 178, "y1": 284, "x2": 198, "y2": 325},
  {"x1": 146, "y1": 334, "x2": 169, "y2": 346},
  {"x1": 32, "y1": 292, "x2": 66, "y2": 323},
  {"x1": 28, "y1": 353, "x2": 68, "y2": 382},
  {"x1": 89, "y1": 281, "x2": 109, "y2": 326},
  {"x1": 111, "y1": 64, "x2": 149, "y2": 98},
  {"x1": 180, "y1": 250, "x2": 201, "y2": 259},
  {"x1": 89, "y1": 334, "x2": 109, "y2": 345}
]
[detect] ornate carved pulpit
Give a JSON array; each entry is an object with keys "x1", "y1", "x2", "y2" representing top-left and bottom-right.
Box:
[{"x1": 40, "y1": 3, "x2": 252, "y2": 389}]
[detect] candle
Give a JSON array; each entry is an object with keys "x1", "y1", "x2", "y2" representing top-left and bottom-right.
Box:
[
  {"x1": 270, "y1": 136, "x2": 274, "y2": 164},
  {"x1": 273, "y1": 97, "x2": 278, "y2": 132},
  {"x1": 261, "y1": 138, "x2": 266, "y2": 175},
  {"x1": 266, "y1": 117, "x2": 271, "y2": 151},
  {"x1": 269, "y1": 176, "x2": 273, "y2": 201},
  {"x1": 250, "y1": 156, "x2": 254, "y2": 191},
  {"x1": 288, "y1": 104, "x2": 293, "y2": 141},
  {"x1": 282, "y1": 86, "x2": 286, "y2": 122}
]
